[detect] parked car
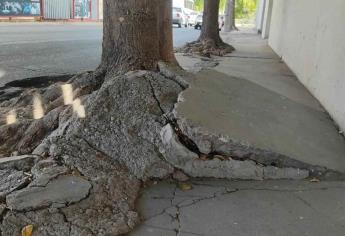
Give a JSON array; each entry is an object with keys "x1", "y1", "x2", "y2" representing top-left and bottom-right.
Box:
[
  {"x1": 185, "y1": 9, "x2": 199, "y2": 26},
  {"x1": 194, "y1": 14, "x2": 203, "y2": 30},
  {"x1": 173, "y1": 7, "x2": 188, "y2": 28},
  {"x1": 194, "y1": 15, "x2": 225, "y2": 31}
]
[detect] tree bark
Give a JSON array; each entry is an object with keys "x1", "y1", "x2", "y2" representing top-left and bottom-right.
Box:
[
  {"x1": 231, "y1": 0, "x2": 238, "y2": 30},
  {"x1": 158, "y1": 0, "x2": 178, "y2": 65},
  {"x1": 199, "y1": 0, "x2": 223, "y2": 44},
  {"x1": 224, "y1": 0, "x2": 238, "y2": 32},
  {"x1": 101, "y1": 0, "x2": 160, "y2": 74}
]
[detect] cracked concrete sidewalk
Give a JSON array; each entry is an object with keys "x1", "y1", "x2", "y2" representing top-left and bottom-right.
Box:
[
  {"x1": 130, "y1": 30, "x2": 345, "y2": 236},
  {"x1": 130, "y1": 180, "x2": 345, "y2": 236}
]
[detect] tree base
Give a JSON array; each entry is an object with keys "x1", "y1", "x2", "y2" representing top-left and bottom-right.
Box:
[
  {"x1": 224, "y1": 25, "x2": 239, "y2": 32},
  {"x1": 0, "y1": 60, "x2": 317, "y2": 235},
  {"x1": 178, "y1": 38, "x2": 235, "y2": 57},
  {"x1": 0, "y1": 67, "x2": 186, "y2": 235}
]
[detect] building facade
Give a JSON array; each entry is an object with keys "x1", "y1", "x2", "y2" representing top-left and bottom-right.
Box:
[
  {"x1": 0, "y1": 0, "x2": 42, "y2": 19},
  {"x1": 0, "y1": 0, "x2": 103, "y2": 20},
  {"x1": 257, "y1": 0, "x2": 345, "y2": 133}
]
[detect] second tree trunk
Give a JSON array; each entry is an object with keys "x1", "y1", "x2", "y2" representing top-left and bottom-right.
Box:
[{"x1": 199, "y1": 0, "x2": 223, "y2": 45}]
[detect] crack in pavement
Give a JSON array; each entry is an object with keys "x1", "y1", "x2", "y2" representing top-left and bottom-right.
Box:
[
  {"x1": 172, "y1": 186, "x2": 182, "y2": 236},
  {"x1": 141, "y1": 224, "x2": 204, "y2": 236},
  {"x1": 58, "y1": 208, "x2": 72, "y2": 235},
  {"x1": 222, "y1": 55, "x2": 276, "y2": 60},
  {"x1": 144, "y1": 73, "x2": 201, "y2": 156},
  {"x1": 142, "y1": 185, "x2": 238, "y2": 236},
  {"x1": 140, "y1": 181, "x2": 345, "y2": 235},
  {"x1": 190, "y1": 181, "x2": 345, "y2": 192}
]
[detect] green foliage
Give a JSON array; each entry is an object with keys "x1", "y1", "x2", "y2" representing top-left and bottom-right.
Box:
[
  {"x1": 219, "y1": 0, "x2": 226, "y2": 13},
  {"x1": 194, "y1": 0, "x2": 226, "y2": 12},
  {"x1": 193, "y1": 0, "x2": 257, "y2": 19},
  {"x1": 235, "y1": 0, "x2": 257, "y2": 19},
  {"x1": 194, "y1": 0, "x2": 203, "y2": 12}
]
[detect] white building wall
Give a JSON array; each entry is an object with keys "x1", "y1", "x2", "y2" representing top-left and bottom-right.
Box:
[
  {"x1": 261, "y1": 0, "x2": 272, "y2": 39},
  {"x1": 268, "y1": 0, "x2": 345, "y2": 133},
  {"x1": 255, "y1": 0, "x2": 266, "y2": 32}
]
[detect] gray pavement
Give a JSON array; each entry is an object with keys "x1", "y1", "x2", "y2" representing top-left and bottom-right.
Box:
[
  {"x1": 0, "y1": 22, "x2": 200, "y2": 86},
  {"x1": 130, "y1": 30, "x2": 345, "y2": 236},
  {"x1": 174, "y1": 30, "x2": 345, "y2": 175},
  {"x1": 131, "y1": 180, "x2": 345, "y2": 236}
]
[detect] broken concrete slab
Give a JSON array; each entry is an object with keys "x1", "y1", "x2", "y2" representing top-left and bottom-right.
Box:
[
  {"x1": 160, "y1": 124, "x2": 199, "y2": 168},
  {"x1": 183, "y1": 158, "x2": 263, "y2": 180},
  {"x1": 6, "y1": 175, "x2": 91, "y2": 211},
  {"x1": 0, "y1": 169, "x2": 30, "y2": 200},
  {"x1": 184, "y1": 159, "x2": 309, "y2": 180},
  {"x1": 0, "y1": 155, "x2": 37, "y2": 171},
  {"x1": 264, "y1": 166, "x2": 309, "y2": 180},
  {"x1": 160, "y1": 124, "x2": 309, "y2": 180},
  {"x1": 174, "y1": 69, "x2": 345, "y2": 176},
  {"x1": 30, "y1": 159, "x2": 69, "y2": 187}
]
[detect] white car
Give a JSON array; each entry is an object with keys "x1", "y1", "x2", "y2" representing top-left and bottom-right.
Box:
[
  {"x1": 187, "y1": 11, "x2": 199, "y2": 26},
  {"x1": 194, "y1": 15, "x2": 225, "y2": 30},
  {"x1": 172, "y1": 7, "x2": 188, "y2": 28}
]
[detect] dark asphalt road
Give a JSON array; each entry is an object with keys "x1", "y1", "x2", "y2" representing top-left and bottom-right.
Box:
[{"x1": 0, "y1": 22, "x2": 200, "y2": 86}]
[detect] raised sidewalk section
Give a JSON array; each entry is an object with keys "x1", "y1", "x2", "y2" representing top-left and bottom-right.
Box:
[
  {"x1": 174, "y1": 29, "x2": 345, "y2": 179},
  {"x1": 131, "y1": 30, "x2": 345, "y2": 236}
]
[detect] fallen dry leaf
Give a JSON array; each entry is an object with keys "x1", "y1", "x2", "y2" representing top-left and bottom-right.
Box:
[
  {"x1": 309, "y1": 178, "x2": 320, "y2": 183},
  {"x1": 178, "y1": 182, "x2": 193, "y2": 191},
  {"x1": 214, "y1": 155, "x2": 229, "y2": 161},
  {"x1": 22, "y1": 225, "x2": 33, "y2": 236},
  {"x1": 199, "y1": 154, "x2": 208, "y2": 161}
]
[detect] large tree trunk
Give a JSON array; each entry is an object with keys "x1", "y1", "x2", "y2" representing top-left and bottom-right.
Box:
[
  {"x1": 224, "y1": 0, "x2": 237, "y2": 32},
  {"x1": 158, "y1": 0, "x2": 178, "y2": 65},
  {"x1": 101, "y1": 0, "x2": 160, "y2": 74},
  {"x1": 199, "y1": 0, "x2": 223, "y2": 44},
  {"x1": 101, "y1": 0, "x2": 177, "y2": 74}
]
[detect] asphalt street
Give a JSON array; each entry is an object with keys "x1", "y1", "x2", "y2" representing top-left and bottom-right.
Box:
[{"x1": 0, "y1": 22, "x2": 200, "y2": 86}]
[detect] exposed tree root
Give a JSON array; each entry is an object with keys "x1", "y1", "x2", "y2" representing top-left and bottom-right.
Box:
[
  {"x1": 178, "y1": 39, "x2": 235, "y2": 57},
  {"x1": 0, "y1": 69, "x2": 107, "y2": 157},
  {"x1": 0, "y1": 65, "x2": 186, "y2": 235}
]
